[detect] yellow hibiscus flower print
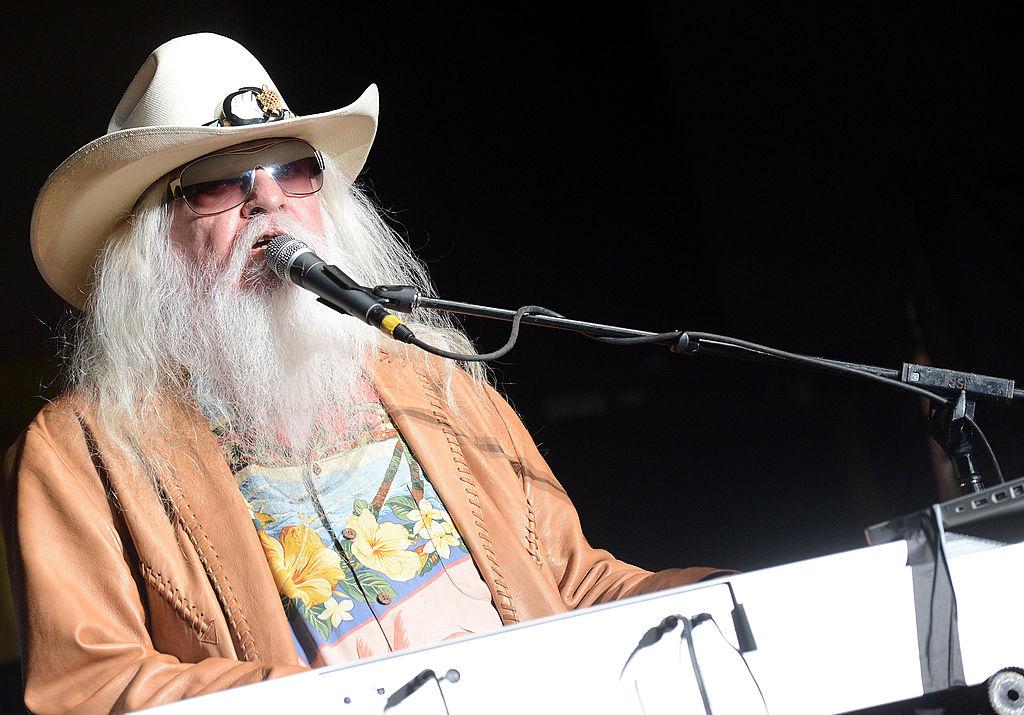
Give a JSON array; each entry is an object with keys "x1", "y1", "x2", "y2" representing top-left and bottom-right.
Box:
[
  {"x1": 346, "y1": 508, "x2": 421, "y2": 581},
  {"x1": 259, "y1": 525, "x2": 345, "y2": 607}
]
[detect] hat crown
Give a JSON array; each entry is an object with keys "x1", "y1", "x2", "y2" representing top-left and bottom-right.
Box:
[{"x1": 108, "y1": 33, "x2": 284, "y2": 133}]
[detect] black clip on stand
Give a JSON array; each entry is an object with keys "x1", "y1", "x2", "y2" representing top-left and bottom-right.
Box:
[{"x1": 929, "y1": 391, "x2": 980, "y2": 494}]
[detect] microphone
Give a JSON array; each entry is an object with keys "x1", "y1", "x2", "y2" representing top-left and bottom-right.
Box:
[{"x1": 264, "y1": 235, "x2": 415, "y2": 343}]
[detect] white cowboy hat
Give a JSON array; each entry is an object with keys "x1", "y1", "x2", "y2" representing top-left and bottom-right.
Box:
[{"x1": 31, "y1": 32, "x2": 379, "y2": 308}]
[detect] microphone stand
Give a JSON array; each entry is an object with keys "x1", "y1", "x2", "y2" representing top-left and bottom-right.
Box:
[{"x1": 373, "y1": 286, "x2": 1020, "y2": 496}]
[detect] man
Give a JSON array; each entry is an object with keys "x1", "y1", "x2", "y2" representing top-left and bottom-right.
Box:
[{"x1": 5, "y1": 34, "x2": 720, "y2": 713}]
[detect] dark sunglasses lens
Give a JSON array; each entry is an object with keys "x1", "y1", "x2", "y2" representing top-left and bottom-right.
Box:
[
  {"x1": 178, "y1": 140, "x2": 322, "y2": 214},
  {"x1": 181, "y1": 175, "x2": 251, "y2": 214},
  {"x1": 270, "y1": 155, "x2": 324, "y2": 196}
]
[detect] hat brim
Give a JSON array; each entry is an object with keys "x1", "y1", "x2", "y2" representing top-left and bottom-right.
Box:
[{"x1": 31, "y1": 84, "x2": 379, "y2": 309}]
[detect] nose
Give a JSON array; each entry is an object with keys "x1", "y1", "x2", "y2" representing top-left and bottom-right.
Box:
[{"x1": 240, "y1": 167, "x2": 286, "y2": 216}]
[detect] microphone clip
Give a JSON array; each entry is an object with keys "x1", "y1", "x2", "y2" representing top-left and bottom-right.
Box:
[{"x1": 372, "y1": 285, "x2": 419, "y2": 314}]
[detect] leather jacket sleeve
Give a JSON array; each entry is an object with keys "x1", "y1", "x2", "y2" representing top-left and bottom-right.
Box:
[
  {"x1": 2, "y1": 404, "x2": 306, "y2": 715},
  {"x1": 481, "y1": 383, "x2": 727, "y2": 610}
]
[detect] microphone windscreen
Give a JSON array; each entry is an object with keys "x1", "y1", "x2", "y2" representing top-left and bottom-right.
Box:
[{"x1": 264, "y1": 235, "x2": 303, "y2": 280}]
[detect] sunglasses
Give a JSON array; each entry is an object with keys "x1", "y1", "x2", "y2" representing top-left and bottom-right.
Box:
[{"x1": 168, "y1": 138, "x2": 325, "y2": 216}]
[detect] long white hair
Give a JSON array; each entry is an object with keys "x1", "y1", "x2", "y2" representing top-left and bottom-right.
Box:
[{"x1": 68, "y1": 156, "x2": 487, "y2": 481}]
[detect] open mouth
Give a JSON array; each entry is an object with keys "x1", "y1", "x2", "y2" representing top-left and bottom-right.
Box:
[{"x1": 251, "y1": 233, "x2": 283, "y2": 252}]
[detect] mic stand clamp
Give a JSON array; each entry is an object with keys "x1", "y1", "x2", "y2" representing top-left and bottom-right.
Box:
[{"x1": 928, "y1": 390, "x2": 985, "y2": 494}]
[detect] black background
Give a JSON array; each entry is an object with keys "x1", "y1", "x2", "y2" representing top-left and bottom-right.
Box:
[{"x1": 2, "y1": 3, "x2": 1024, "y2": 710}]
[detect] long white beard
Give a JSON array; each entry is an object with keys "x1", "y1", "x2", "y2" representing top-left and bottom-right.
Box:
[
  {"x1": 170, "y1": 213, "x2": 381, "y2": 465},
  {"x1": 74, "y1": 172, "x2": 486, "y2": 484}
]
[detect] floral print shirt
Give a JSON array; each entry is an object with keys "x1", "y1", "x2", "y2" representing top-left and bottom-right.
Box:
[{"x1": 212, "y1": 382, "x2": 503, "y2": 666}]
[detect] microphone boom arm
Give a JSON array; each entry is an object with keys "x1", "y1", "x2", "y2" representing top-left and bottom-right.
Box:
[{"x1": 373, "y1": 284, "x2": 1017, "y2": 494}]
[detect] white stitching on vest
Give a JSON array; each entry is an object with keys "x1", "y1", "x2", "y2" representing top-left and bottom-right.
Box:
[{"x1": 411, "y1": 364, "x2": 520, "y2": 624}]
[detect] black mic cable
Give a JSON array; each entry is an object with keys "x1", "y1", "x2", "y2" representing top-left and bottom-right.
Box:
[{"x1": 265, "y1": 235, "x2": 416, "y2": 343}]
